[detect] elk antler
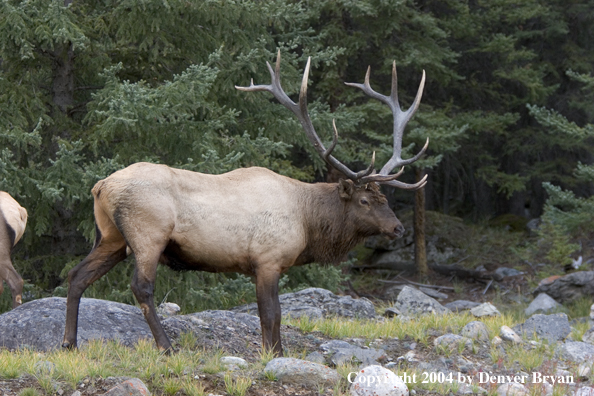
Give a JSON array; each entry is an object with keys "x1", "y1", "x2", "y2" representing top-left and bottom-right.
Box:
[
  {"x1": 235, "y1": 50, "x2": 375, "y2": 181},
  {"x1": 345, "y1": 62, "x2": 429, "y2": 190},
  {"x1": 236, "y1": 51, "x2": 428, "y2": 190}
]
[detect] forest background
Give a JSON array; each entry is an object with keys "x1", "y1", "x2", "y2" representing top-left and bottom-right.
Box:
[{"x1": 1, "y1": 0, "x2": 593, "y2": 313}]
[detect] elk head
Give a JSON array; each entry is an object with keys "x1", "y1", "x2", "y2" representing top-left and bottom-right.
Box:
[
  {"x1": 338, "y1": 179, "x2": 405, "y2": 239},
  {"x1": 236, "y1": 51, "x2": 428, "y2": 239}
]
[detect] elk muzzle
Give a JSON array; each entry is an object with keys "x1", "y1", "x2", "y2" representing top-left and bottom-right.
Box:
[{"x1": 384, "y1": 223, "x2": 405, "y2": 239}]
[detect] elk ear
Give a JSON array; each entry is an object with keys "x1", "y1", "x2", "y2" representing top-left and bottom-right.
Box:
[{"x1": 338, "y1": 179, "x2": 355, "y2": 200}]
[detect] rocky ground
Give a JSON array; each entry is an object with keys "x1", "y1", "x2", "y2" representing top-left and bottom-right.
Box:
[{"x1": 0, "y1": 268, "x2": 594, "y2": 396}]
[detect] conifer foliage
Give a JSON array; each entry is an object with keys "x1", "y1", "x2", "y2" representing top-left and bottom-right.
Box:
[{"x1": 0, "y1": 0, "x2": 593, "y2": 308}]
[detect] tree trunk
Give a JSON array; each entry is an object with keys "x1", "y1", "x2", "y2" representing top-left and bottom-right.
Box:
[
  {"x1": 414, "y1": 168, "x2": 428, "y2": 277},
  {"x1": 52, "y1": 44, "x2": 75, "y2": 116}
]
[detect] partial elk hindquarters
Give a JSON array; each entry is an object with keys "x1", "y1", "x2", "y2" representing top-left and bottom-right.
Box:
[
  {"x1": 0, "y1": 192, "x2": 27, "y2": 309},
  {"x1": 62, "y1": 51, "x2": 428, "y2": 357}
]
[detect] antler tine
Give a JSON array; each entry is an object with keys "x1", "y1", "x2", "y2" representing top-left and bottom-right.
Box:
[
  {"x1": 359, "y1": 166, "x2": 405, "y2": 185},
  {"x1": 379, "y1": 68, "x2": 426, "y2": 175},
  {"x1": 237, "y1": 50, "x2": 372, "y2": 182},
  {"x1": 382, "y1": 173, "x2": 428, "y2": 190},
  {"x1": 345, "y1": 63, "x2": 429, "y2": 188}
]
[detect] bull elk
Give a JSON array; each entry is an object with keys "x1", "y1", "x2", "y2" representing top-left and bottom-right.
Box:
[
  {"x1": 0, "y1": 192, "x2": 27, "y2": 308},
  {"x1": 62, "y1": 52, "x2": 428, "y2": 356}
]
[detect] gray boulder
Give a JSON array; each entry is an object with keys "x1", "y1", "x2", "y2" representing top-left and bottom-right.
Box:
[
  {"x1": 0, "y1": 297, "x2": 152, "y2": 351},
  {"x1": 557, "y1": 341, "x2": 594, "y2": 363},
  {"x1": 525, "y1": 293, "x2": 561, "y2": 316},
  {"x1": 231, "y1": 288, "x2": 376, "y2": 319},
  {"x1": 533, "y1": 271, "x2": 594, "y2": 303},
  {"x1": 418, "y1": 287, "x2": 448, "y2": 300},
  {"x1": 470, "y1": 302, "x2": 500, "y2": 317},
  {"x1": 460, "y1": 321, "x2": 490, "y2": 342},
  {"x1": 494, "y1": 267, "x2": 523, "y2": 278},
  {"x1": 496, "y1": 382, "x2": 528, "y2": 396},
  {"x1": 583, "y1": 327, "x2": 594, "y2": 345},
  {"x1": 103, "y1": 378, "x2": 150, "y2": 396},
  {"x1": 575, "y1": 387, "x2": 594, "y2": 396},
  {"x1": 264, "y1": 357, "x2": 340, "y2": 387},
  {"x1": 513, "y1": 313, "x2": 570, "y2": 343},
  {"x1": 349, "y1": 365, "x2": 409, "y2": 396},
  {"x1": 161, "y1": 309, "x2": 263, "y2": 354},
  {"x1": 394, "y1": 286, "x2": 450, "y2": 316},
  {"x1": 433, "y1": 334, "x2": 472, "y2": 350},
  {"x1": 500, "y1": 326, "x2": 523, "y2": 344},
  {"x1": 320, "y1": 340, "x2": 385, "y2": 367},
  {"x1": 444, "y1": 300, "x2": 481, "y2": 312},
  {"x1": 156, "y1": 302, "x2": 180, "y2": 318}
]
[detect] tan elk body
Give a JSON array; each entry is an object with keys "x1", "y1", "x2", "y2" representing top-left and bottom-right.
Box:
[
  {"x1": 63, "y1": 52, "x2": 428, "y2": 356},
  {"x1": 0, "y1": 191, "x2": 27, "y2": 308}
]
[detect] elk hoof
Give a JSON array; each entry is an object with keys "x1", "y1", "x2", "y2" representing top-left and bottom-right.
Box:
[{"x1": 61, "y1": 341, "x2": 76, "y2": 350}]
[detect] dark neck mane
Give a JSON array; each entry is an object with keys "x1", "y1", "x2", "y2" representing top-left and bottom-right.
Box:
[{"x1": 298, "y1": 183, "x2": 366, "y2": 265}]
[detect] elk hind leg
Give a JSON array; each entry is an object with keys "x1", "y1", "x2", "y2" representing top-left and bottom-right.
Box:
[{"x1": 62, "y1": 225, "x2": 127, "y2": 349}]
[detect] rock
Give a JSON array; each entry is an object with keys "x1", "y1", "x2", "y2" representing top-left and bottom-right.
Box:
[
  {"x1": 394, "y1": 286, "x2": 451, "y2": 316},
  {"x1": 349, "y1": 365, "x2": 408, "y2": 396},
  {"x1": 231, "y1": 288, "x2": 376, "y2": 319},
  {"x1": 305, "y1": 351, "x2": 326, "y2": 365},
  {"x1": 590, "y1": 303, "x2": 594, "y2": 322},
  {"x1": 365, "y1": 233, "x2": 413, "y2": 251},
  {"x1": 526, "y1": 218, "x2": 541, "y2": 232},
  {"x1": 578, "y1": 363, "x2": 591, "y2": 378},
  {"x1": 191, "y1": 310, "x2": 261, "y2": 331},
  {"x1": 495, "y1": 267, "x2": 524, "y2": 278},
  {"x1": 524, "y1": 293, "x2": 561, "y2": 316},
  {"x1": 264, "y1": 357, "x2": 339, "y2": 387},
  {"x1": 444, "y1": 300, "x2": 481, "y2": 312},
  {"x1": 496, "y1": 382, "x2": 528, "y2": 396},
  {"x1": 103, "y1": 379, "x2": 151, "y2": 396},
  {"x1": 491, "y1": 336, "x2": 503, "y2": 346},
  {"x1": 533, "y1": 271, "x2": 594, "y2": 303},
  {"x1": 583, "y1": 327, "x2": 594, "y2": 345},
  {"x1": 433, "y1": 334, "x2": 472, "y2": 351},
  {"x1": 369, "y1": 241, "x2": 458, "y2": 271},
  {"x1": 557, "y1": 341, "x2": 594, "y2": 363},
  {"x1": 513, "y1": 313, "x2": 570, "y2": 343},
  {"x1": 383, "y1": 285, "x2": 405, "y2": 301},
  {"x1": 160, "y1": 309, "x2": 263, "y2": 355},
  {"x1": 470, "y1": 302, "x2": 500, "y2": 317},
  {"x1": 220, "y1": 356, "x2": 248, "y2": 369},
  {"x1": 384, "y1": 307, "x2": 402, "y2": 318},
  {"x1": 575, "y1": 387, "x2": 594, "y2": 396},
  {"x1": 162, "y1": 309, "x2": 261, "y2": 340},
  {"x1": 418, "y1": 287, "x2": 448, "y2": 300},
  {"x1": 157, "y1": 303, "x2": 180, "y2": 318},
  {"x1": 34, "y1": 360, "x2": 56, "y2": 374},
  {"x1": 460, "y1": 321, "x2": 490, "y2": 342},
  {"x1": 500, "y1": 326, "x2": 523, "y2": 344},
  {"x1": 0, "y1": 297, "x2": 152, "y2": 351},
  {"x1": 456, "y1": 381, "x2": 486, "y2": 395},
  {"x1": 320, "y1": 340, "x2": 385, "y2": 367}
]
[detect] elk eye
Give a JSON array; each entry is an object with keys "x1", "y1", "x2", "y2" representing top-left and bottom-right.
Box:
[{"x1": 360, "y1": 198, "x2": 369, "y2": 206}]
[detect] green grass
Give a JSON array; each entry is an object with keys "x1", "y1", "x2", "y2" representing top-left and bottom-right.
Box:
[
  {"x1": 224, "y1": 373, "x2": 251, "y2": 396},
  {"x1": 18, "y1": 388, "x2": 41, "y2": 396}
]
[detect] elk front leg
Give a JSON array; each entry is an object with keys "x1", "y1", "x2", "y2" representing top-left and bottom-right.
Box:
[{"x1": 255, "y1": 269, "x2": 282, "y2": 357}]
